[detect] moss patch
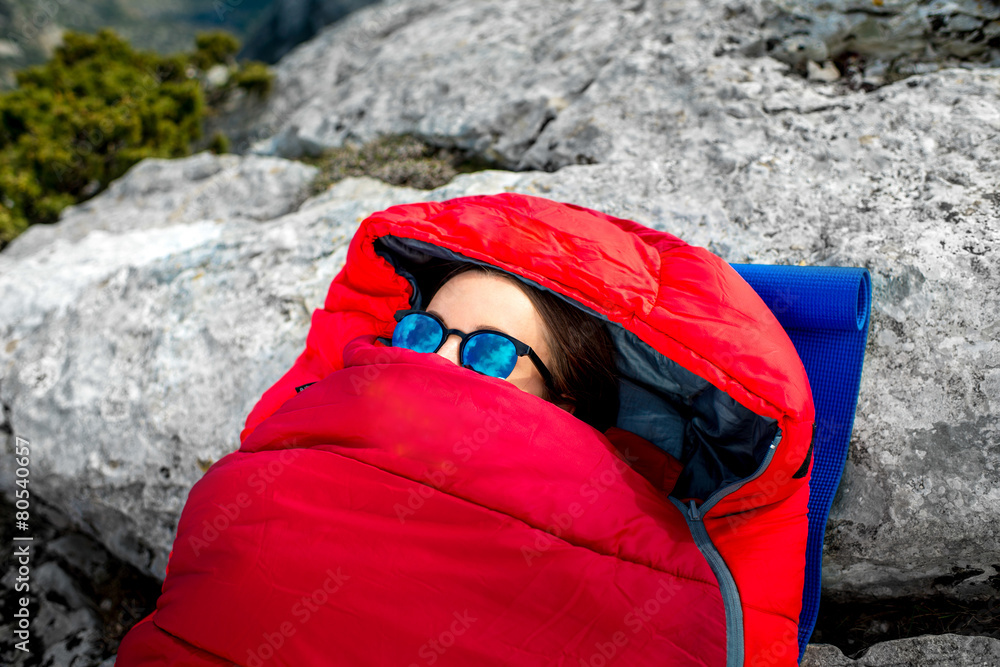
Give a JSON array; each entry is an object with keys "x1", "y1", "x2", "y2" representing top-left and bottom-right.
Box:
[{"x1": 303, "y1": 134, "x2": 498, "y2": 196}]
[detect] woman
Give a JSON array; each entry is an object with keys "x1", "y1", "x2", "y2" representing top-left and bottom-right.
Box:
[
  {"x1": 395, "y1": 262, "x2": 619, "y2": 432},
  {"x1": 118, "y1": 193, "x2": 814, "y2": 666}
]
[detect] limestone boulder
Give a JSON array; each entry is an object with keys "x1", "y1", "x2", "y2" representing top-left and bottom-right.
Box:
[
  {"x1": 761, "y1": 0, "x2": 1000, "y2": 85},
  {"x1": 0, "y1": 153, "x2": 322, "y2": 577},
  {"x1": 802, "y1": 634, "x2": 1000, "y2": 666}
]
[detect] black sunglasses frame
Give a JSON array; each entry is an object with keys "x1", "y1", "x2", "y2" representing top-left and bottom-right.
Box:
[{"x1": 392, "y1": 309, "x2": 555, "y2": 391}]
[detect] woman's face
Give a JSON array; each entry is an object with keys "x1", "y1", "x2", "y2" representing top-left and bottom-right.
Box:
[{"x1": 425, "y1": 271, "x2": 552, "y2": 399}]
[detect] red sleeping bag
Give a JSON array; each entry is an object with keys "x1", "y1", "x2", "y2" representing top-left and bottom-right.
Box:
[{"x1": 118, "y1": 193, "x2": 814, "y2": 666}]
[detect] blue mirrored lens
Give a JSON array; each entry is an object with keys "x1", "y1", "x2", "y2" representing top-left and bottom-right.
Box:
[
  {"x1": 464, "y1": 333, "x2": 518, "y2": 378},
  {"x1": 392, "y1": 313, "x2": 443, "y2": 353}
]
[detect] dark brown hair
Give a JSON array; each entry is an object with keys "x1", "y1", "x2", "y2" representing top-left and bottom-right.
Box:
[{"x1": 435, "y1": 263, "x2": 620, "y2": 432}]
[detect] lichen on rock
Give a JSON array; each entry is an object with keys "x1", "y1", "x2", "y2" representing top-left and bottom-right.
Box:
[{"x1": 760, "y1": 0, "x2": 1000, "y2": 87}]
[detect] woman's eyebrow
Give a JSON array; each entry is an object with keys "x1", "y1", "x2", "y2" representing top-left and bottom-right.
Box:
[{"x1": 426, "y1": 309, "x2": 504, "y2": 333}]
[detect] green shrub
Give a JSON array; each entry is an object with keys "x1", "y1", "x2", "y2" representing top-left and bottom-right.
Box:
[
  {"x1": 191, "y1": 32, "x2": 241, "y2": 70},
  {"x1": 231, "y1": 61, "x2": 273, "y2": 98},
  {"x1": 0, "y1": 28, "x2": 274, "y2": 250},
  {"x1": 208, "y1": 131, "x2": 230, "y2": 154}
]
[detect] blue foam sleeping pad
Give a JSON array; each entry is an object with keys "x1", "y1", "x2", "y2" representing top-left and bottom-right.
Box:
[{"x1": 729, "y1": 264, "x2": 872, "y2": 663}]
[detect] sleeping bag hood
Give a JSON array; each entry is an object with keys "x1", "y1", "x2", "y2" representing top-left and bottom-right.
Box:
[{"x1": 118, "y1": 193, "x2": 815, "y2": 667}]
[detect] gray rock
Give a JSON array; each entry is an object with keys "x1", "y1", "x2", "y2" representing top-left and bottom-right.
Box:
[
  {"x1": 34, "y1": 561, "x2": 89, "y2": 610},
  {"x1": 0, "y1": 160, "x2": 324, "y2": 578},
  {"x1": 803, "y1": 634, "x2": 1000, "y2": 666},
  {"x1": 204, "y1": 63, "x2": 230, "y2": 89},
  {"x1": 240, "y1": 0, "x2": 1000, "y2": 169},
  {"x1": 0, "y1": 152, "x2": 317, "y2": 335},
  {"x1": 46, "y1": 534, "x2": 113, "y2": 585},
  {"x1": 243, "y1": 0, "x2": 628, "y2": 165},
  {"x1": 1, "y1": 584, "x2": 102, "y2": 666},
  {"x1": 804, "y1": 643, "x2": 856, "y2": 667},
  {"x1": 1, "y1": 0, "x2": 998, "y2": 617},
  {"x1": 0, "y1": 486, "x2": 158, "y2": 665},
  {"x1": 762, "y1": 0, "x2": 1000, "y2": 80},
  {"x1": 36, "y1": 617, "x2": 104, "y2": 667},
  {"x1": 0, "y1": 152, "x2": 319, "y2": 261}
]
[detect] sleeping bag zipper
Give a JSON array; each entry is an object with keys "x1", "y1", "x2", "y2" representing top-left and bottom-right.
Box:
[
  {"x1": 669, "y1": 430, "x2": 782, "y2": 667},
  {"x1": 677, "y1": 498, "x2": 744, "y2": 667}
]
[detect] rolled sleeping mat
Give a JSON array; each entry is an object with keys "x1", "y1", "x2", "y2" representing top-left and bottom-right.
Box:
[
  {"x1": 729, "y1": 264, "x2": 872, "y2": 662},
  {"x1": 731, "y1": 264, "x2": 871, "y2": 332}
]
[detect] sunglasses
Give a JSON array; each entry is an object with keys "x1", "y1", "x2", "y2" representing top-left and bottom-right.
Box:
[{"x1": 390, "y1": 309, "x2": 554, "y2": 389}]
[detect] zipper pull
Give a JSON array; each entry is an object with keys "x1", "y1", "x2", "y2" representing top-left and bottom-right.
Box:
[{"x1": 687, "y1": 499, "x2": 701, "y2": 522}]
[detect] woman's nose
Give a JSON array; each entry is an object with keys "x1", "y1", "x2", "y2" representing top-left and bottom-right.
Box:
[{"x1": 435, "y1": 334, "x2": 462, "y2": 365}]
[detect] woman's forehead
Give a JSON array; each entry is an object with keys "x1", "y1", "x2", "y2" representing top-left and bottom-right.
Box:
[{"x1": 428, "y1": 272, "x2": 549, "y2": 347}]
